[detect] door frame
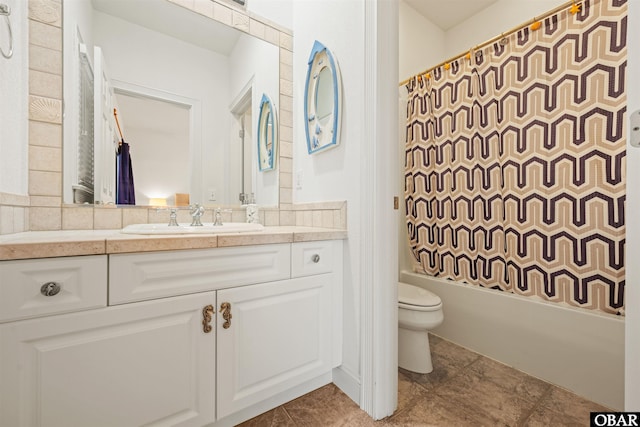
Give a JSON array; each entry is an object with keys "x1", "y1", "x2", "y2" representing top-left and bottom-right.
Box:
[
  {"x1": 110, "y1": 79, "x2": 202, "y2": 204},
  {"x1": 360, "y1": 0, "x2": 399, "y2": 420}
]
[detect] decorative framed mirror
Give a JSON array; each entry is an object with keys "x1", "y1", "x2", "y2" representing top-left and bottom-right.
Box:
[
  {"x1": 257, "y1": 94, "x2": 278, "y2": 171},
  {"x1": 304, "y1": 40, "x2": 343, "y2": 154}
]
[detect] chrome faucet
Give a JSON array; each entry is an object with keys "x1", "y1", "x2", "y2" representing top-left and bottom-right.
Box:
[{"x1": 190, "y1": 204, "x2": 205, "y2": 226}]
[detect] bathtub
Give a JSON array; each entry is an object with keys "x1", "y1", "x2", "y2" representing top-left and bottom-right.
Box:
[{"x1": 399, "y1": 270, "x2": 625, "y2": 410}]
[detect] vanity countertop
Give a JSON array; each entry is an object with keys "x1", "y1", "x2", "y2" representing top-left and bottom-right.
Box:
[{"x1": 0, "y1": 227, "x2": 348, "y2": 261}]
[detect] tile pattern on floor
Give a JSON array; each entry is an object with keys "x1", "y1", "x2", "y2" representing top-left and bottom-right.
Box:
[{"x1": 237, "y1": 334, "x2": 610, "y2": 426}]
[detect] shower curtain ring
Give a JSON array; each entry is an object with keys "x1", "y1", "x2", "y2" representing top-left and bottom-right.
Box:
[
  {"x1": 569, "y1": 0, "x2": 581, "y2": 14},
  {"x1": 530, "y1": 17, "x2": 542, "y2": 31},
  {"x1": 0, "y1": 3, "x2": 13, "y2": 59}
]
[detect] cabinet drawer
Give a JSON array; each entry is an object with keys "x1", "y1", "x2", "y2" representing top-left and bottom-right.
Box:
[
  {"x1": 0, "y1": 255, "x2": 107, "y2": 323},
  {"x1": 291, "y1": 241, "x2": 339, "y2": 278},
  {"x1": 109, "y1": 244, "x2": 291, "y2": 304}
]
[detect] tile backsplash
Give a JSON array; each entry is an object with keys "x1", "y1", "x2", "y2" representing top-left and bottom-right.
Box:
[
  {"x1": 29, "y1": 202, "x2": 346, "y2": 233},
  {"x1": 1, "y1": 197, "x2": 346, "y2": 235},
  {"x1": 0, "y1": 193, "x2": 30, "y2": 235}
]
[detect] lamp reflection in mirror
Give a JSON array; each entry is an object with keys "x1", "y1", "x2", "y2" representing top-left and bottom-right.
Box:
[
  {"x1": 257, "y1": 94, "x2": 278, "y2": 172},
  {"x1": 148, "y1": 198, "x2": 167, "y2": 207},
  {"x1": 304, "y1": 40, "x2": 343, "y2": 154}
]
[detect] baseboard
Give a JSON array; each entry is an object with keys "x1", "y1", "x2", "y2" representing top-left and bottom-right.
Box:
[
  {"x1": 209, "y1": 372, "x2": 332, "y2": 427},
  {"x1": 332, "y1": 366, "x2": 361, "y2": 406}
]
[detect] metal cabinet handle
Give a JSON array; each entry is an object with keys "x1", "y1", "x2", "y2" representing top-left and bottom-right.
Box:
[
  {"x1": 312, "y1": 254, "x2": 320, "y2": 263},
  {"x1": 202, "y1": 305, "x2": 214, "y2": 333},
  {"x1": 220, "y1": 302, "x2": 232, "y2": 329},
  {"x1": 40, "y1": 282, "x2": 61, "y2": 297}
]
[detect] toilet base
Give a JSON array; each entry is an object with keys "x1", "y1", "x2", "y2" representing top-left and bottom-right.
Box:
[{"x1": 398, "y1": 327, "x2": 433, "y2": 374}]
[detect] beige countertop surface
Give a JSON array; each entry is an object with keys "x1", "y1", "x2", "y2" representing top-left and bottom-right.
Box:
[{"x1": 0, "y1": 227, "x2": 348, "y2": 261}]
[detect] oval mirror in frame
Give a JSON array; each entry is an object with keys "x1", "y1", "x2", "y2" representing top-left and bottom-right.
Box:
[
  {"x1": 304, "y1": 40, "x2": 343, "y2": 154},
  {"x1": 257, "y1": 94, "x2": 278, "y2": 171}
]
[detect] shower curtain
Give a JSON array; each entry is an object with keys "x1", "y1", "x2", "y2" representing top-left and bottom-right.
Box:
[{"x1": 404, "y1": 0, "x2": 627, "y2": 315}]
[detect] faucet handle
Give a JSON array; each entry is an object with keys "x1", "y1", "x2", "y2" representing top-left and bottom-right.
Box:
[
  {"x1": 213, "y1": 208, "x2": 223, "y2": 226},
  {"x1": 153, "y1": 207, "x2": 181, "y2": 226},
  {"x1": 213, "y1": 207, "x2": 233, "y2": 226}
]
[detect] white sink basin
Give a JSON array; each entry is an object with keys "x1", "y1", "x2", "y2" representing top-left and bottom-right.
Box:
[{"x1": 121, "y1": 223, "x2": 264, "y2": 235}]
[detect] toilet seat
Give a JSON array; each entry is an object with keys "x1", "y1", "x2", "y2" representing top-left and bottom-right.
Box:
[{"x1": 398, "y1": 282, "x2": 442, "y2": 312}]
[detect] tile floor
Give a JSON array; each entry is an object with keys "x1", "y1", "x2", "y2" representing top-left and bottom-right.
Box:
[{"x1": 238, "y1": 334, "x2": 610, "y2": 426}]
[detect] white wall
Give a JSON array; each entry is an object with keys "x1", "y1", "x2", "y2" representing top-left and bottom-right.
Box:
[
  {"x1": 92, "y1": 10, "x2": 230, "y2": 205},
  {"x1": 229, "y1": 33, "x2": 280, "y2": 206},
  {"x1": 398, "y1": 0, "x2": 444, "y2": 83},
  {"x1": 626, "y1": 0, "x2": 640, "y2": 411},
  {"x1": 247, "y1": 0, "x2": 293, "y2": 30},
  {"x1": 444, "y1": 0, "x2": 565, "y2": 58},
  {"x1": 293, "y1": 3, "x2": 400, "y2": 417},
  {"x1": 293, "y1": 0, "x2": 366, "y2": 399},
  {"x1": 398, "y1": 0, "x2": 566, "y2": 81},
  {"x1": 0, "y1": 0, "x2": 28, "y2": 195}
]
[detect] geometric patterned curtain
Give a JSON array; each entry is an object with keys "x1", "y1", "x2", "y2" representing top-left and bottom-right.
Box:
[{"x1": 404, "y1": 0, "x2": 626, "y2": 315}]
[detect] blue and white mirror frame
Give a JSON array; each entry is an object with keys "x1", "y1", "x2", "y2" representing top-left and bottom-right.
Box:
[
  {"x1": 304, "y1": 40, "x2": 343, "y2": 154},
  {"x1": 257, "y1": 94, "x2": 278, "y2": 171}
]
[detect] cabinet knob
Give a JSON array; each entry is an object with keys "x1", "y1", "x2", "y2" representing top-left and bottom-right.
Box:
[
  {"x1": 312, "y1": 254, "x2": 320, "y2": 263},
  {"x1": 40, "y1": 282, "x2": 61, "y2": 297}
]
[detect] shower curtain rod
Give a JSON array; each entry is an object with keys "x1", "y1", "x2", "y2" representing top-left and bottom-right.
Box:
[{"x1": 399, "y1": 0, "x2": 581, "y2": 87}]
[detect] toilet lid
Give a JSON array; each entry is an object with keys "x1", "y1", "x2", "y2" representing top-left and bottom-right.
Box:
[{"x1": 398, "y1": 282, "x2": 441, "y2": 307}]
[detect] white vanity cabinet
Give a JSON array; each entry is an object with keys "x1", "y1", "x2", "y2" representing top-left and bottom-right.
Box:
[
  {"x1": 216, "y1": 275, "x2": 333, "y2": 419},
  {"x1": 0, "y1": 239, "x2": 343, "y2": 427},
  {"x1": 0, "y1": 288, "x2": 217, "y2": 427}
]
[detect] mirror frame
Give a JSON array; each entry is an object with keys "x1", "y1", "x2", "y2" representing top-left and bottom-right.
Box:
[
  {"x1": 304, "y1": 40, "x2": 342, "y2": 154},
  {"x1": 257, "y1": 94, "x2": 278, "y2": 172},
  {"x1": 25, "y1": 0, "x2": 295, "y2": 230}
]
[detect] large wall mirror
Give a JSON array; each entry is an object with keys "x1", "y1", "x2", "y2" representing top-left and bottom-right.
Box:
[{"x1": 63, "y1": 0, "x2": 280, "y2": 208}]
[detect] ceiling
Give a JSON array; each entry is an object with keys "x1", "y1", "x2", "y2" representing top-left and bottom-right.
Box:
[{"x1": 403, "y1": 0, "x2": 499, "y2": 31}]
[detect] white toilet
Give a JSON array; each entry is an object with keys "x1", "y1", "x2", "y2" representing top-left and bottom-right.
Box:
[{"x1": 398, "y1": 282, "x2": 444, "y2": 374}]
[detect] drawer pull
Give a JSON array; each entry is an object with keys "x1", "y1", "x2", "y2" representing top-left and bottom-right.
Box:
[
  {"x1": 202, "y1": 305, "x2": 214, "y2": 333},
  {"x1": 40, "y1": 282, "x2": 61, "y2": 297},
  {"x1": 312, "y1": 254, "x2": 321, "y2": 263},
  {"x1": 220, "y1": 302, "x2": 232, "y2": 329}
]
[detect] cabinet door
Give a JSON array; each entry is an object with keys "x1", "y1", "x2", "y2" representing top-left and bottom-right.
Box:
[
  {"x1": 216, "y1": 276, "x2": 332, "y2": 419},
  {"x1": 0, "y1": 292, "x2": 216, "y2": 427}
]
